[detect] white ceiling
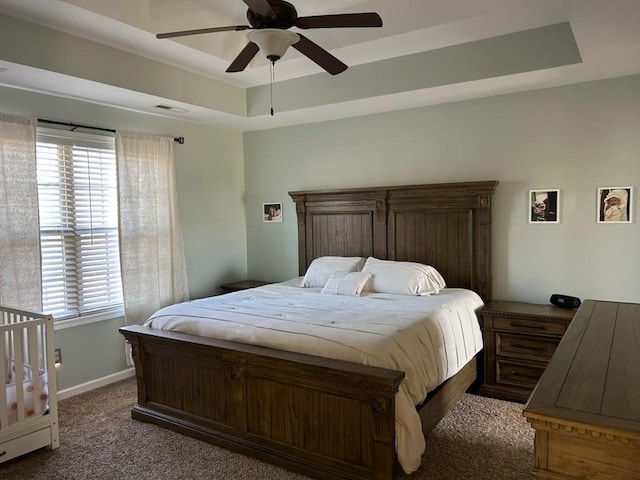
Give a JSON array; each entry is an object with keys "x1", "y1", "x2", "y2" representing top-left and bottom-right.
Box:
[{"x1": 1, "y1": 0, "x2": 640, "y2": 131}]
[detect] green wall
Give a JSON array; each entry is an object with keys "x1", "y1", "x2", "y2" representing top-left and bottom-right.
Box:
[
  {"x1": 3, "y1": 71, "x2": 639, "y2": 394},
  {"x1": 247, "y1": 23, "x2": 581, "y2": 115},
  {"x1": 2, "y1": 10, "x2": 639, "y2": 394},
  {"x1": 244, "y1": 74, "x2": 640, "y2": 305}
]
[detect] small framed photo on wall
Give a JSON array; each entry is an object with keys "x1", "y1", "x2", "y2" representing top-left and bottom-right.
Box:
[
  {"x1": 263, "y1": 202, "x2": 283, "y2": 223},
  {"x1": 529, "y1": 189, "x2": 560, "y2": 223},
  {"x1": 597, "y1": 186, "x2": 632, "y2": 223}
]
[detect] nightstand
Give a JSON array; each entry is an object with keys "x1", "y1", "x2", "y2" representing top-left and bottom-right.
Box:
[
  {"x1": 220, "y1": 280, "x2": 270, "y2": 294},
  {"x1": 478, "y1": 301, "x2": 575, "y2": 403}
]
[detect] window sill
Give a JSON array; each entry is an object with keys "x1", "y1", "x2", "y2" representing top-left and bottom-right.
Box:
[{"x1": 53, "y1": 307, "x2": 125, "y2": 331}]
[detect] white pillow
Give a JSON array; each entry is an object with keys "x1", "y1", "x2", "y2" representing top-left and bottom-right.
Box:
[
  {"x1": 321, "y1": 271, "x2": 372, "y2": 296},
  {"x1": 299, "y1": 256, "x2": 366, "y2": 288},
  {"x1": 361, "y1": 257, "x2": 446, "y2": 295}
]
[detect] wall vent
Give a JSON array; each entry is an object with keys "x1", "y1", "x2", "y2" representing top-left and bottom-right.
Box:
[{"x1": 154, "y1": 104, "x2": 189, "y2": 113}]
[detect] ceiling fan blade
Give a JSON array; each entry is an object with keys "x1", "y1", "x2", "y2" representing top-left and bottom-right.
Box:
[
  {"x1": 292, "y1": 34, "x2": 347, "y2": 75},
  {"x1": 295, "y1": 13, "x2": 382, "y2": 29},
  {"x1": 242, "y1": 0, "x2": 276, "y2": 19},
  {"x1": 226, "y1": 42, "x2": 260, "y2": 72},
  {"x1": 157, "y1": 25, "x2": 250, "y2": 39}
]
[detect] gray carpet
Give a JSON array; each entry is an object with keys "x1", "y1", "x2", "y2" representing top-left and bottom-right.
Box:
[{"x1": 1, "y1": 378, "x2": 534, "y2": 479}]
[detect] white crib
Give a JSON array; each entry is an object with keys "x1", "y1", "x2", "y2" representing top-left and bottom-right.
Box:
[{"x1": 0, "y1": 306, "x2": 59, "y2": 463}]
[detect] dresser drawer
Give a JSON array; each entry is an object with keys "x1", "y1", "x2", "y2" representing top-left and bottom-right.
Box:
[
  {"x1": 493, "y1": 315, "x2": 567, "y2": 336},
  {"x1": 496, "y1": 359, "x2": 546, "y2": 389},
  {"x1": 479, "y1": 301, "x2": 575, "y2": 402},
  {"x1": 496, "y1": 332, "x2": 560, "y2": 361}
]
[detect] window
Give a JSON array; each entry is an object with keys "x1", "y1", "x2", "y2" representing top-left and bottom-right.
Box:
[{"x1": 36, "y1": 128, "x2": 123, "y2": 320}]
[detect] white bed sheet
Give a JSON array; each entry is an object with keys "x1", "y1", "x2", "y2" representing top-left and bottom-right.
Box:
[{"x1": 146, "y1": 280, "x2": 484, "y2": 473}]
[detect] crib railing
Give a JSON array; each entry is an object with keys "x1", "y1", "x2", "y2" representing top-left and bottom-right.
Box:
[{"x1": 0, "y1": 306, "x2": 59, "y2": 461}]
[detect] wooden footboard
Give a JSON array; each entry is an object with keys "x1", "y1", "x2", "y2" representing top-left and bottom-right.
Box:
[{"x1": 121, "y1": 325, "x2": 405, "y2": 480}]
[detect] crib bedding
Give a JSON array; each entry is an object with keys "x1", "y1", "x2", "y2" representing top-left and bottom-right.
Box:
[
  {"x1": 146, "y1": 281, "x2": 483, "y2": 472},
  {"x1": 2, "y1": 358, "x2": 49, "y2": 427}
]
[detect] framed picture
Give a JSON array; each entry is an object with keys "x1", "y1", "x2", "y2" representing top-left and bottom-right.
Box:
[
  {"x1": 263, "y1": 202, "x2": 283, "y2": 223},
  {"x1": 597, "y1": 186, "x2": 632, "y2": 223},
  {"x1": 529, "y1": 189, "x2": 560, "y2": 223}
]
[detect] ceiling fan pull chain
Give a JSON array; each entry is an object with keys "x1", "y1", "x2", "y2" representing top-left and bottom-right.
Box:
[{"x1": 270, "y1": 60, "x2": 275, "y2": 116}]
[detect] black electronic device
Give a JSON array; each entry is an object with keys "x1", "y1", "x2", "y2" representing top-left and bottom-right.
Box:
[{"x1": 550, "y1": 294, "x2": 581, "y2": 309}]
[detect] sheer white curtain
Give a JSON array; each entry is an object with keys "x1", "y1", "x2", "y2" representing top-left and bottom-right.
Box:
[
  {"x1": 116, "y1": 132, "x2": 189, "y2": 326},
  {"x1": 0, "y1": 113, "x2": 42, "y2": 310}
]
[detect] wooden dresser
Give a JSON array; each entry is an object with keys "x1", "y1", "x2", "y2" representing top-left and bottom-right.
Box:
[
  {"x1": 478, "y1": 301, "x2": 575, "y2": 402},
  {"x1": 524, "y1": 300, "x2": 640, "y2": 480}
]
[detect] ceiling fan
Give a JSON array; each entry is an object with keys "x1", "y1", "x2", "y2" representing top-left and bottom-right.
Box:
[{"x1": 156, "y1": 0, "x2": 383, "y2": 75}]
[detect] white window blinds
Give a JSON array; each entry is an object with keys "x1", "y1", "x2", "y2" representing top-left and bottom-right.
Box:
[{"x1": 36, "y1": 128, "x2": 123, "y2": 320}]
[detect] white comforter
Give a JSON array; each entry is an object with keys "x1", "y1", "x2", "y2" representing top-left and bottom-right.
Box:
[{"x1": 146, "y1": 280, "x2": 484, "y2": 473}]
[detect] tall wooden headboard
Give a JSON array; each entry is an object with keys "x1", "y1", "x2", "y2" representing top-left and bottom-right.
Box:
[{"x1": 289, "y1": 181, "x2": 498, "y2": 302}]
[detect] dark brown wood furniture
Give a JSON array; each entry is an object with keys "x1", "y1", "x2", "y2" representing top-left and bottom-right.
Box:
[
  {"x1": 220, "y1": 280, "x2": 270, "y2": 293},
  {"x1": 120, "y1": 180, "x2": 498, "y2": 480},
  {"x1": 478, "y1": 301, "x2": 575, "y2": 402},
  {"x1": 524, "y1": 300, "x2": 640, "y2": 479}
]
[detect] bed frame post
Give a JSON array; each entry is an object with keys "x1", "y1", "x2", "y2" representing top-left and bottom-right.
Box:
[
  {"x1": 373, "y1": 192, "x2": 388, "y2": 259},
  {"x1": 127, "y1": 333, "x2": 148, "y2": 407},
  {"x1": 475, "y1": 192, "x2": 493, "y2": 302},
  {"x1": 291, "y1": 192, "x2": 308, "y2": 275}
]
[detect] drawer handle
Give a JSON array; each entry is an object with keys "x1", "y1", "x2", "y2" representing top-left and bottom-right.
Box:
[
  {"x1": 0, "y1": 450, "x2": 6, "y2": 457},
  {"x1": 509, "y1": 370, "x2": 540, "y2": 380},
  {"x1": 512, "y1": 343, "x2": 547, "y2": 353},
  {"x1": 510, "y1": 322, "x2": 545, "y2": 330}
]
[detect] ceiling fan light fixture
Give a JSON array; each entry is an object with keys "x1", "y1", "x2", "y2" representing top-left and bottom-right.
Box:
[{"x1": 247, "y1": 29, "x2": 299, "y2": 62}]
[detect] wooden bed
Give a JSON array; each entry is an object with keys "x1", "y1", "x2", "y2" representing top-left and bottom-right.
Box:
[{"x1": 120, "y1": 180, "x2": 497, "y2": 480}]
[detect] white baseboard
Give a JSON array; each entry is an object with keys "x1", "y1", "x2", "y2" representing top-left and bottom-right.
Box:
[{"x1": 57, "y1": 368, "x2": 135, "y2": 401}]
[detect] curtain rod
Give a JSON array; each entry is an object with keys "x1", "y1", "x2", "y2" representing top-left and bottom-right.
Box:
[{"x1": 38, "y1": 119, "x2": 185, "y2": 144}]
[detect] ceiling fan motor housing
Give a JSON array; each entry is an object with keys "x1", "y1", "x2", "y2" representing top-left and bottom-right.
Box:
[{"x1": 247, "y1": 0, "x2": 298, "y2": 29}]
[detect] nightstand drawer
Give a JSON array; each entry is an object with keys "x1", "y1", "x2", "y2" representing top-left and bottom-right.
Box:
[
  {"x1": 496, "y1": 333, "x2": 560, "y2": 361},
  {"x1": 493, "y1": 316, "x2": 567, "y2": 336},
  {"x1": 479, "y1": 301, "x2": 575, "y2": 402},
  {"x1": 496, "y1": 359, "x2": 546, "y2": 389}
]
